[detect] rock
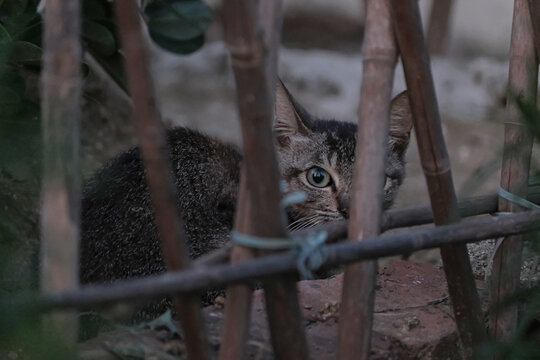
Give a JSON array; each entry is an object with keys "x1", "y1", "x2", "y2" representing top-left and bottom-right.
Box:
[{"x1": 79, "y1": 260, "x2": 462, "y2": 359}]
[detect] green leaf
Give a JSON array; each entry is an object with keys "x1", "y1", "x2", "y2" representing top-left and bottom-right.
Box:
[
  {"x1": 0, "y1": 4, "x2": 39, "y2": 37},
  {"x1": 0, "y1": 85, "x2": 21, "y2": 118},
  {"x1": 0, "y1": 71, "x2": 26, "y2": 96},
  {"x1": 82, "y1": 0, "x2": 109, "y2": 20},
  {"x1": 10, "y1": 41, "x2": 42, "y2": 67},
  {"x1": 148, "y1": 31, "x2": 205, "y2": 54},
  {"x1": 90, "y1": 52, "x2": 128, "y2": 93},
  {"x1": 14, "y1": 19, "x2": 42, "y2": 45},
  {"x1": 0, "y1": 24, "x2": 12, "y2": 43},
  {"x1": 0, "y1": 100, "x2": 41, "y2": 182},
  {"x1": 145, "y1": 0, "x2": 212, "y2": 41},
  {"x1": 82, "y1": 19, "x2": 117, "y2": 57},
  {"x1": 0, "y1": 0, "x2": 28, "y2": 16}
]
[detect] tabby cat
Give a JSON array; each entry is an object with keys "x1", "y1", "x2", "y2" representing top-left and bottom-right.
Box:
[{"x1": 80, "y1": 80, "x2": 413, "y2": 317}]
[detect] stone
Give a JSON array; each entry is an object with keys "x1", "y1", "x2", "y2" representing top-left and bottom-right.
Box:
[{"x1": 79, "y1": 260, "x2": 462, "y2": 359}]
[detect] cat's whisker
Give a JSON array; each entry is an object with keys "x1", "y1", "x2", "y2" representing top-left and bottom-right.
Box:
[
  {"x1": 292, "y1": 216, "x2": 324, "y2": 231},
  {"x1": 288, "y1": 214, "x2": 316, "y2": 228},
  {"x1": 287, "y1": 214, "x2": 319, "y2": 231},
  {"x1": 305, "y1": 217, "x2": 323, "y2": 228}
]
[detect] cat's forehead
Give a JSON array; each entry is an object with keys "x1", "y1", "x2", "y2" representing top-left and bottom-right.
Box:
[
  {"x1": 310, "y1": 119, "x2": 356, "y2": 159},
  {"x1": 280, "y1": 118, "x2": 356, "y2": 169}
]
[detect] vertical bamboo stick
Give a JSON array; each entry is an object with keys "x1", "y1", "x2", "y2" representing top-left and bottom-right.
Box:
[
  {"x1": 390, "y1": 1, "x2": 487, "y2": 358},
  {"x1": 489, "y1": 0, "x2": 538, "y2": 341},
  {"x1": 218, "y1": 171, "x2": 255, "y2": 360},
  {"x1": 113, "y1": 1, "x2": 209, "y2": 359},
  {"x1": 40, "y1": 0, "x2": 82, "y2": 343},
  {"x1": 221, "y1": 1, "x2": 308, "y2": 359},
  {"x1": 219, "y1": 2, "x2": 283, "y2": 358},
  {"x1": 337, "y1": 1, "x2": 397, "y2": 359},
  {"x1": 426, "y1": 0, "x2": 454, "y2": 55}
]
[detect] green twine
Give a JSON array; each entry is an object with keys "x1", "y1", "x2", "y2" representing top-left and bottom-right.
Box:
[
  {"x1": 231, "y1": 188, "x2": 328, "y2": 279},
  {"x1": 498, "y1": 187, "x2": 540, "y2": 211},
  {"x1": 231, "y1": 230, "x2": 328, "y2": 280}
]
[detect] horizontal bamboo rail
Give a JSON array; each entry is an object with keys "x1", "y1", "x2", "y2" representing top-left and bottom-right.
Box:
[
  {"x1": 28, "y1": 209, "x2": 540, "y2": 311},
  {"x1": 191, "y1": 190, "x2": 540, "y2": 267},
  {"x1": 114, "y1": 0, "x2": 209, "y2": 358}
]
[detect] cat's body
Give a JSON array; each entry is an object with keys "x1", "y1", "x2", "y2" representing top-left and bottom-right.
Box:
[
  {"x1": 81, "y1": 128, "x2": 241, "y2": 285},
  {"x1": 80, "y1": 81, "x2": 413, "y2": 318}
]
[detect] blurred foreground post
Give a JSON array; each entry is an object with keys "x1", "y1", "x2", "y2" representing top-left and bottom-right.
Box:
[
  {"x1": 489, "y1": 0, "x2": 538, "y2": 340},
  {"x1": 114, "y1": 0, "x2": 209, "y2": 358},
  {"x1": 219, "y1": 3, "x2": 283, "y2": 358},
  {"x1": 40, "y1": 0, "x2": 82, "y2": 343},
  {"x1": 390, "y1": 0, "x2": 487, "y2": 358},
  {"x1": 338, "y1": 0, "x2": 397, "y2": 359},
  {"x1": 221, "y1": 0, "x2": 309, "y2": 358}
]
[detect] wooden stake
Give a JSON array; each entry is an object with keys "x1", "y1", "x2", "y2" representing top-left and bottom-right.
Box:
[
  {"x1": 40, "y1": 0, "x2": 82, "y2": 343},
  {"x1": 390, "y1": 0, "x2": 487, "y2": 357},
  {"x1": 338, "y1": 1, "x2": 397, "y2": 359},
  {"x1": 114, "y1": 1, "x2": 209, "y2": 359},
  {"x1": 219, "y1": 2, "x2": 283, "y2": 358},
  {"x1": 489, "y1": 0, "x2": 538, "y2": 341},
  {"x1": 219, "y1": 170, "x2": 256, "y2": 360},
  {"x1": 221, "y1": 1, "x2": 308, "y2": 358}
]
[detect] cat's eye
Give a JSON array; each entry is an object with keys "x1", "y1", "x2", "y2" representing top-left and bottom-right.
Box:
[{"x1": 306, "y1": 167, "x2": 332, "y2": 188}]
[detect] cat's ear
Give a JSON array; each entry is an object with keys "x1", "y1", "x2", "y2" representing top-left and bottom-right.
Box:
[
  {"x1": 274, "y1": 79, "x2": 311, "y2": 145},
  {"x1": 388, "y1": 91, "x2": 414, "y2": 155}
]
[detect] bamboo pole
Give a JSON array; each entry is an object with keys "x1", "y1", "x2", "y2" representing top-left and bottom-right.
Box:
[
  {"x1": 338, "y1": 1, "x2": 397, "y2": 359},
  {"x1": 218, "y1": 171, "x2": 256, "y2": 360},
  {"x1": 426, "y1": 0, "x2": 454, "y2": 55},
  {"x1": 221, "y1": 1, "x2": 308, "y2": 358},
  {"x1": 40, "y1": 0, "x2": 82, "y2": 343},
  {"x1": 390, "y1": 1, "x2": 487, "y2": 357},
  {"x1": 113, "y1": 1, "x2": 209, "y2": 359},
  {"x1": 489, "y1": 0, "x2": 538, "y2": 341},
  {"x1": 37, "y1": 209, "x2": 540, "y2": 311},
  {"x1": 219, "y1": 2, "x2": 283, "y2": 358}
]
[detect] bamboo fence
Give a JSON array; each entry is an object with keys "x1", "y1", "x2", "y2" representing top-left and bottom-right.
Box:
[
  {"x1": 38, "y1": 209, "x2": 540, "y2": 311},
  {"x1": 33, "y1": 0, "x2": 539, "y2": 358}
]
